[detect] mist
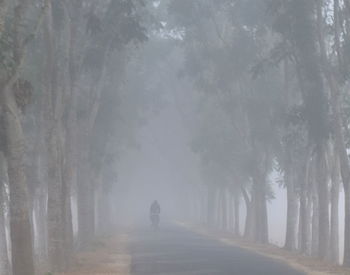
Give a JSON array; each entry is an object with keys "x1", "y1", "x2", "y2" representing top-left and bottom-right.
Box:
[{"x1": 0, "y1": 0, "x2": 350, "y2": 274}]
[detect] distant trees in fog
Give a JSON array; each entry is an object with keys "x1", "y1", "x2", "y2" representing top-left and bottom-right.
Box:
[
  {"x1": 168, "y1": 0, "x2": 350, "y2": 266},
  {"x1": 2, "y1": 0, "x2": 350, "y2": 274}
]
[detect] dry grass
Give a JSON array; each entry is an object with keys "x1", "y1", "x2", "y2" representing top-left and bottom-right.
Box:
[
  {"x1": 177, "y1": 222, "x2": 350, "y2": 275},
  {"x1": 55, "y1": 233, "x2": 131, "y2": 275}
]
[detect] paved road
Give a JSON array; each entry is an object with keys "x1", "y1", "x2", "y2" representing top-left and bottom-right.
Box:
[{"x1": 130, "y1": 224, "x2": 305, "y2": 275}]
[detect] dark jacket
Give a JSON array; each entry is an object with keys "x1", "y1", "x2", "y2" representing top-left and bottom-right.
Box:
[{"x1": 150, "y1": 201, "x2": 160, "y2": 214}]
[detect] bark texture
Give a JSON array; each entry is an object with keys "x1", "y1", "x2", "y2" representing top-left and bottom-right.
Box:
[{"x1": 0, "y1": 152, "x2": 10, "y2": 275}]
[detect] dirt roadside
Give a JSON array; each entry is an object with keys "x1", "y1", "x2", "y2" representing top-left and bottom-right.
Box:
[
  {"x1": 55, "y1": 232, "x2": 131, "y2": 275},
  {"x1": 177, "y1": 222, "x2": 350, "y2": 275}
]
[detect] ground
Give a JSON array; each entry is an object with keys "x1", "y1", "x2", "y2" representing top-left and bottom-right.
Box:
[
  {"x1": 59, "y1": 231, "x2": 130, "y2": 275},
  {"x1": 58, "y1": 223, "x2": 350, "y2": 275},
  {"x1": 178, "y1": 223, "x2": 350, "y2": 275}
]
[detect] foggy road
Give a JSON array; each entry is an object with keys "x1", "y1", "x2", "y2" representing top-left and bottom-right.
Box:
[{"x1": 129, "y1": 224, "x2": 305, "y2": 275}]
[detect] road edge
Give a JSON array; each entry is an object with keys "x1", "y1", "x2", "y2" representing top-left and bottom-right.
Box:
[
  {"x1": 57, "y1": 231, "x2": 132, "y2": 275},
  {"x1": 176, "y1": 222, "x2": 350, "y2": 275}
]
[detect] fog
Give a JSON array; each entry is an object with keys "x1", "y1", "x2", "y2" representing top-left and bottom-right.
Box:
[
  {"x1": 117, "y1": 98, "x2": 201, "y2": 224},
  {"x1": 1, "y1": 0, "x2": 350, "y2": 274}
]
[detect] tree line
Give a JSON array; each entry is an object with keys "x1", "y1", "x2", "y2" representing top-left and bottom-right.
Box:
[
  {"x1": 0, "y1": 0, "x2": 153, "y2": 274},
  {"x1": 2, "y1": 0, "x2": 350, "y2": 274},
  {"x1": 165, "y1": 0, "x2": 350, "y2": 266}
]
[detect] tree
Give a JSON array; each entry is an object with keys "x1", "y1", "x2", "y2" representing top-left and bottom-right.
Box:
[{"x1": 0, "y1": 1, "x2": 47, "y2": 274}]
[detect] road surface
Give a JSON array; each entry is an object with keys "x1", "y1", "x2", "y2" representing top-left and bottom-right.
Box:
[{"x1": 129, "y1": 224, "x2": 305, "y2": 275}]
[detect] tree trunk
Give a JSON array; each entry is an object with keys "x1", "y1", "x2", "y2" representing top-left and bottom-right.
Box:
[
  {"x1": 44, "y1": 2, "x2": 67, "y2": 270},
  {"x1": 46, "y1": 126, "x2": 65, "y2": 271},
  {"x1": 299, "y1": 155, "x2": 311, "y2": 254},
  {"x1": 330, "y1": 152, "x2": 340, "y2": 263},
  {"x1": 285, "y1": 165, "x2": 298, "y2": 251},
  {"x1": 311, "y1": 175, "x2": 319, "y2": 257},
  {"x1": 344, "y1": 189, "x2": 350, "y2": 265},
  {"x1": 97, "y1": 184, "x2": 111, "y2": 236},
  {"x1": 61, "y1": 96, "x2": 75, "y2": 266},
  {"x1": 0, "y1": 152, "x2": 10, "y2": 275},
  {"x1": 33, "y1": 188, "x2": 47, "y2": 267},
  {"x1": 242, "y1": 187, "x2": 254, "y2": 239},
  {"x1": 62, "y1": 7, "x2": 80, "y2": 261},
  {"x1": 31, "y1": 90, "x2": 48, "y2": 268},
  {"x1": 62, "y1": 155, "x2": 74, "y2": 267},
  {"x1": 260, "y1": 188, "x2": 268, "y2": 244},
  {"x1": 253, "y1": 172, "x2": 268, "y2": 244},
  {"x1": 306, "y1": 186, "x2": 313, "y2": 255},
  {"x1": 316, "y1": 145, "x2": 330, "y2": 260},
  {"x1": 2, "y1": 86, "x2": 35, "y2": 275},
  {"x1": 234, "y1": 192, "x2": 240, "y2": 236},
  {"x1": 77, "y1": 143, "x2": 95, "y2": 248}
]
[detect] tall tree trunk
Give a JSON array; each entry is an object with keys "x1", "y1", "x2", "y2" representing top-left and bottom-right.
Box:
[
  {"x1": 63, "y1": 2, "x2": 80, "y2": 258},
  {"x1": 46, "y1": 130, "x2": 65, "y2": 271},
  {"x1": 77, "y1": 141, "x2": 95, "y2": 247},
  {"x1": 234, "y1": 192, "x2": 240, "y2": 236},
  {"x1": 261, "y1": 188, "x2": 268, "y2": 244},
  {"x1": 44, "y1": 1, "x2": 68, "y2": 270},
  {"x1": 253, "y1": 171, "x2": 268, "y2": 244},
  {"x1": 306, "y1": 186, "x2": 313, "y2": 255},
  {"x1": 45, "y1": 99, "x2": 66, "y2": 271},
  {"x1": 61, "y1": 92, "x2": 75, "y2": 266},
  {"x1": 0, "y1": 152, "x2": 10, "y2": 275},
  {"x1": 328, "y1": 76, "x2": 350, "y2": 265},
  {"x1": 242, "y1": 186, "x2": 254, "y2": 239},
  {"x1": 33, "y1": 188, "x2": 47, "y2": 267},
  {"x1": 31, "y1": 94, "x2": 48, "y2": 267},
  {"x1": 317, "y1": 145, "x2": 330, "y2": 260},
  {"x1": 1, "y1": 85, "x2": 35, "y2": 275},
  {"x1": 330, "y1": 151, "x2": 340, "y2": 263},
  {"x1": 285, "y1": 165, "x2": 298, "y2": 251},
  {"x1": 299, "y1": 154, "x2": 311, "y2": 254},
  {"x1": 61, "y1": 154, "x2": 74, "y2": 267},
  {"x1": 311, "y1": 169, "x2": 319, "y2": 257},
  {"x1": 344, "y1": 188, "x2": 350, "y2": 265}
]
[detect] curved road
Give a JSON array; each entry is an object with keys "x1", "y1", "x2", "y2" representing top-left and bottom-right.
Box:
[{"x1": 130, "y1": 224, "x2": 305, "y2": 275}]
